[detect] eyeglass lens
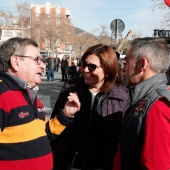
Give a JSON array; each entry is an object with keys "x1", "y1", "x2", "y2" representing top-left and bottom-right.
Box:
[
  {"x1": 16, "y1": 55, "x2": 43, "y2": 65},
  {"x1": 36, "y1": 57, "x2": 42, "y2": 64},
  {"x1": 81, "y1": 61, "x2": 97, "y2": 72}
]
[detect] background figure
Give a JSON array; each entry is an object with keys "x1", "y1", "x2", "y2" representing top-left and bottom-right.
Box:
[
  {"x1": 51, "y1": 44, "x2": 130, "y2": 170},
  {"x1": 72, "y1": 56, "x2": 78, "y2": 66},
  {"x1": 46, "y1": 56, "x2": 56, "y2": 81},
  {"x1": 0, "y1": 37, "x2": 80, "y2": 170},
  {"x1": 67, "y1": 62, "x2": 79, "y2": 80},
  {"x1": 77, "y1": 56, "x2": 81, "y2": 67},
  {"x1": 55, "y1": 55, "x2": 60, "y2": 72},
  {"x1": 68, "y1": 56, "x2": 71, "y2": 67},
  {"x1": 61, "y1": 55, "x2": 68, "y2": 82},
  {"x1": 120, "y1": 37, "x2": 170, "y2": 169},
  {"x1": 41, "y1": 57, "x2": 47, "y2": 77},
  {"x1": 114, "y1": 50, "x2": 126, "y2": 85}
]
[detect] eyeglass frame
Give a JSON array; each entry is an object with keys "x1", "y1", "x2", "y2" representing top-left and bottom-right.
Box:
[
  {"x1": 81, "y1": 61, "x2": 102, "y2": 72},
  {"x1": 15, "y1": 55, "x2": 43, "y2": 65}
]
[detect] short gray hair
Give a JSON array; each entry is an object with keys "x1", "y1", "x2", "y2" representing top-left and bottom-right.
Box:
[{"x1": 130, "y1": 37, "x2": 170, "y2": 73}]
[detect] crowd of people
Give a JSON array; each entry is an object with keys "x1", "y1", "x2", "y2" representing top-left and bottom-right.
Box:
[
  {"x1": 0, "y1": 36, "x2": 170, "y2": 170},
  {"x1": 42, "y1": 54, "x2": 81, "y2": 82}
]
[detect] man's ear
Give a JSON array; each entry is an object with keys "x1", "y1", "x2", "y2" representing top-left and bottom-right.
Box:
[
  {"x1": 140, "y1": 58, "x2": 148, "y2": 71},
  {"x1": 10, "y1": 55, "x2": 20, "y2": 71}
]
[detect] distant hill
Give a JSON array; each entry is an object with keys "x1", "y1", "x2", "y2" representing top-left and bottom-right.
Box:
[{"x1": 74, "y1": 27, "x2": 86, "y2": 35}]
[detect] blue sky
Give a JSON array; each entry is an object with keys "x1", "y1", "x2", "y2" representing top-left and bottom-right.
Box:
[{"x1": 0, "y1": 0, "x2": 165, "y2": 37}]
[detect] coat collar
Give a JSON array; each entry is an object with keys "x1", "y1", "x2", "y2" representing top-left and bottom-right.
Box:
[
  {"x1": 105, "y1": 84, "x2": 129, "y2": 101},
  {"x1": 129, "y1": 73, "x2": 168, "y2": 104}
]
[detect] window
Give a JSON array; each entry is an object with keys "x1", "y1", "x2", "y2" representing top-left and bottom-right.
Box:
[
  {"x1": 16, "y1": 32, "x2": 22, "y2": 37},
  {"x1": 3, "y1": 31, "x2": 13, "y2": 37}
]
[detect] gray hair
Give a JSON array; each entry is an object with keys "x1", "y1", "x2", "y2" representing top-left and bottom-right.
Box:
[
  {"x1": 130, "y1": 37, "x2": 170, "y2": 73},
  {"x1": 0, "y1": 37, "x2": 38, "y2": 72}
]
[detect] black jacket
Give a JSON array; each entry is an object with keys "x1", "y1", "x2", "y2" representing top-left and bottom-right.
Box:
[
  {"x1": 61, "y1": 59, "x2": 68, "y2": 70},
  {"x1": 51, "y1": 76, "x2": 130, "y2": 170}
]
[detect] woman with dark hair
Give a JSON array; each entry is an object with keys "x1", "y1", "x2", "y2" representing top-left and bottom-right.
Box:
[{"x1": 51, "y1": 44, "x2": 130, "y2": 170}]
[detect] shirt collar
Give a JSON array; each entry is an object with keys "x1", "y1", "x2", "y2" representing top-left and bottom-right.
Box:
[{"x1": 6, "y1": 72, "x2": 39, "y2": 90}]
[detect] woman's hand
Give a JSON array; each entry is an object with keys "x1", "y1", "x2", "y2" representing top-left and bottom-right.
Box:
[{"x1": 63, "y1": 93, "x2": 81, "y2": 118}]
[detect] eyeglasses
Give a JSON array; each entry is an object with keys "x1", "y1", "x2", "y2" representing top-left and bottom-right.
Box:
[
  {"x1": 15, "y1": 55, "x2": 43, "y2": 65},
  {"x1": 81, "y1": 61, "x2": 102, "y2": 72}
]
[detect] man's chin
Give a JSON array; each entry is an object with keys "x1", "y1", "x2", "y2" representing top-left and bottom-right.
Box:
[{"x1": 36, "y1": 80, "x2": 41, "y2": 85}]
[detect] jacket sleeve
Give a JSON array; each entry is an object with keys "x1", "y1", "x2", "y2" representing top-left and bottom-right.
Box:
[
  {"x1": 140, "y1": 98, "x2": 170, "y2": 169},
  {"x1": 51, "y1": 83, "x2": 72, "y2": 119},
  {"x1": 47, "y1": 82, "x2": 75, "y2": 141},
  {"x1": 46, "y1": 109, "x2": 73, "y2": 142}
]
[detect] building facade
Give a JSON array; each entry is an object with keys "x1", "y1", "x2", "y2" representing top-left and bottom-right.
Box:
[
  {"x1": 0, "y1": 26, "x2": 22, "y2": 44},
  {"x1": 30, "y1": 2, "x2": 71, "y2": 54},
  {"x1": 0, "y1": 2, "x2": 71, "y2": 57}
]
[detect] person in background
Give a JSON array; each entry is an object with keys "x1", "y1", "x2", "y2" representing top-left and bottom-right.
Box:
[
  {"x1": 68, "y1": 56, "x2": 71, "y2": 67},
  {"x1": 72, "y1": 56, "x2": 78, "y2": 66},
  {"x1": 40, "y1": 57, "x2": 47, "y2": 77},
  {"x1": 55, "y1": 55, "x2": 61, "y2": 72},
  {"x1": 46, "y1": 56, "x2": 56, "y2": 81},
  {"x1": 51, "y1": 44, "x2": 130, "y2": 170},
  {"x1": 120, "y1": 37, "x2": 170, "y2": 169},
  {"x1": 77, "y1": 56, "x2": 81, "y2": 67},
  {"x1": 61, "y1": 55, "x2": 68, "y2": 82},
  {"x1": 0, "y1": 37, "x2": 80, "y2": 170},
  {"x1": 67, "y1": 61, "x2": 79, "y2": 80}
]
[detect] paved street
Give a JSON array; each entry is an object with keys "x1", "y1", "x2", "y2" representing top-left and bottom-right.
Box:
[{"x1": 38, "y1": 70, "x2": 64, "y2": 119}]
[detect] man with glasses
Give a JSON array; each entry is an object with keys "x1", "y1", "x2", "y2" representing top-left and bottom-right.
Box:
[{"x1": 0, "y1": 37, "x2": 81, "y2": 170}]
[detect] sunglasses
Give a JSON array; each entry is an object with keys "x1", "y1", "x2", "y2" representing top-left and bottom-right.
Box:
[{"x1": 81, "y1": 61, "x2": 102, "y2": 72}]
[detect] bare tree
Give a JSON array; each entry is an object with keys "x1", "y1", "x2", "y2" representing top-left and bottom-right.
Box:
[
  {"x1": 59, "y1": 15, "x2": 75, "y2": 44},
  {"x1": 0, "y1": 10, "x2": 14, "y2": 26},
  {"x1": 92, "y1": 24, "x2": 110, "y2": 45},
  {"x1": 74, "y1": 32, "x2": 98, "y2": 54},
  {"x1": 16, "y1": 2, "x2": 30, "y2": 27},
  {"x1": 71, "y1": 24, "x2": 112, "y2": 55},
  {"x1": 0, "y1": 2, "x2": 117, "y2": 55},
  {"x1": 31, "y1": 11, "x2": 77, "y2": 53},
  {"x1": 0, "y1": 2, "x2": 30, "y2": 38},
  {"x1": 151, "y1": 0, "x2": 170, "y2": 28}
]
